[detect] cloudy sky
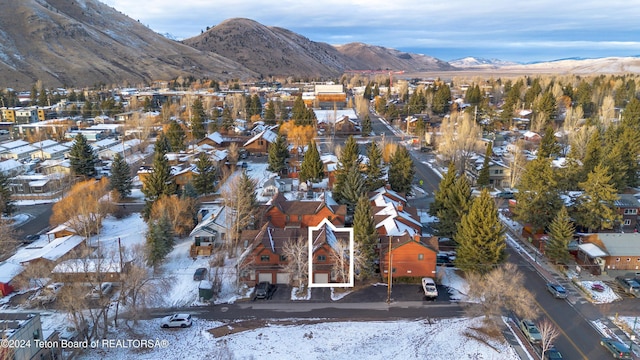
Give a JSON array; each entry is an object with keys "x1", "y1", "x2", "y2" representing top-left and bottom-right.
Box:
[{"x1": 103, "y1": 0, "x2": 640, "y2": 63}]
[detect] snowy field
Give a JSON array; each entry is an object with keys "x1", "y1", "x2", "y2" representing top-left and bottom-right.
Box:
[{"x1": 75, "y1": 316, "x2": 518, "y2": 360}]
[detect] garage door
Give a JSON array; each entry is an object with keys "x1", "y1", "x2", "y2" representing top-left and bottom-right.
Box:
[
  {"x1": 314, "y1": 273, "x2": 329, "y2": 284},
  {"x1": 276, "y1": 273, "x2": 290, "y2": 284},
  {"x1": 258, "y1": 273, "x2": 272, "y2": 283}
]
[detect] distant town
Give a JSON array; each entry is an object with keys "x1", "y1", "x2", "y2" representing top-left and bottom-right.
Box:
[{"x1": 1, "y1": 73, "x2": 639, "y2": 359}]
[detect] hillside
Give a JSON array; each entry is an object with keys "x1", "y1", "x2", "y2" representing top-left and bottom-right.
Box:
[
  {"x1": 0, "y1": 0, "x2": 256, "y2": 87},
  {"x1": 183, "y1": 19, "x2": 454, "y2": 78}
]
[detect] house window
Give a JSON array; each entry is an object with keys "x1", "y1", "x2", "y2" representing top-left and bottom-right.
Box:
[
  {"x1": 418, "y1": 254, "x2": 424, "y2": 260},
  {"x1": 286, "y1": 215, "x2": 290, "y2": 222},
  {"x1": 298, "y1": 215, "x2": 302, "y2": 221},
  {"x1": 317, "y1": 255, "x2": 326, "y2": 261},
  {"x1": 279, "y1": 255, "x2": 287, "y2": 261},
  {"x1": 624, "y1": 219, "x2": 632, "y2": 226},
  {"x1": 627, "y1": 258, "x2": 631, "y2": 262},
  {"x1": 260, "y1": 255, "x2": 270, "y2": 262},
  {"x1": 616, "y1": 258, "x2": 621, "y2": 262},
  {"x1": 624, "y1": 209, "x2": 638, "y2": 215}
]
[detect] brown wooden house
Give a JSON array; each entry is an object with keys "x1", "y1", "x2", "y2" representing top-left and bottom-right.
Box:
[
  {"x1": 309, "y1": 219, "x2": 353, "y2": 286},
  {"x1": 243, "y1": 129, "x2": 278, "y2": 155},
  {"x1": 379, "y1": 234, "x2": 438, "y2": 280},
  {"x1": 263, "y1": 192, "x2": 346, "y2": 228},
  {"x1": 614, "y1": 194, "x2": 640, "y2": 232},
  {"x1": 238, "y1": 224, "x2": 302, "y2": 286}
]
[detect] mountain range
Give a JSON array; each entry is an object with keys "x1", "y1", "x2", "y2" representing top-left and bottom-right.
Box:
[{"x1": 1, "y1": 0, "x2": 640, "y2": 88}]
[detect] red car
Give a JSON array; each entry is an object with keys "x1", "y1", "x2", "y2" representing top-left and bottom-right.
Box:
[{"x1": 591, "y1": 283, "x2": 605, "y2": 292}]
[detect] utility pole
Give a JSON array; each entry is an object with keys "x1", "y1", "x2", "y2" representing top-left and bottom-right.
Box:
[{"x1": 386, "y1": 235, "x2": 392, "y2": 304}]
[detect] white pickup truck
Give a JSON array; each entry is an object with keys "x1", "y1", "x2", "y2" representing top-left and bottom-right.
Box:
[{"x1": 421, "y1": 277, "x2": 438, "y2": 300}]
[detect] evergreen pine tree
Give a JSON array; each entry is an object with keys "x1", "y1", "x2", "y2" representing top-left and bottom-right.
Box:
[
  {"x1": 166, "y1": 120, "x2": 186, "y2": 152},
  {"x1": 454, "y1": 189, "x2": 506, "y2": 274},
  {"x1": 476, "y1": 142, "x2": 492, "y2": 187},
  {"x1": 353, "y1": 194, "x2": 378, "y2": 280},
  {"x1": 267, "y1": 133, "x2": 289, "y2": 174},
  {"x1": 264, "y1": 100, "x2": 277, "y2": 125},
  {"x1": 193, "y1": 152, "x2": 216, "y2": 195},
  {"x1": 221, "y1": 107, "x2": 234, "y2": 132},
  {"x1": 37, "y1": 85, "x2": 47, "y2": 107},
  {"x1": 299, "y1": 141, "x2": 324, "y2": 183},
  {"x1": 142, "y1": 151, "x2": 177, "y2": 219},
  {"x1": 429, "y1": 162, "x2": 457, "y2": 217},
  {"x1": 514, "y1": 157, "x2": 563, "y2": 232},
  {"x1": 109, "y1": 153, "x2": 132, "y2": 199},
  {"x1": 361, "y1": 114, "x2": 372, "y2": 136},
  {"x1": 341, "y1": 165, "x2": 366, "y2": 214},
  {"x1": 69, "y1": 133, "x2": 97, "y2": 178},
  {"x1": 333, "y1": 136, "x2": 361, "y2": 203},
  {"x1": 546, "y1": 206, "x2": 574, "y2": 264},
  {"x1": 434, "y1": 175, "x2": 472, "y2": 240},
  {"x1": 0, "y1": 171, "x2": 15, "y2": 216},
  {"x1": 582, "y1": 129, "x2": 602, "y2": 178},
  {"x1": 364, "y1": 142, "x2": 386, "y2": 192},
  {"x1": 388, "y1": 146, "x2": 415, "y2": 195},
  {"x1": 145, "y1": 214, "x2": 175, "y2": 272},
  {"x1": 575, "y1": 164, "x2": 620, "y2": 232},
  {"x1": 538, "y1": 126, "x2": 560, "y2": 159},
  {"x1": 191, "y1": 98, "x2": 206, "y2": 140},
  {"x1": 154, "y1": 132, "x2": 171, "y2": 155}
]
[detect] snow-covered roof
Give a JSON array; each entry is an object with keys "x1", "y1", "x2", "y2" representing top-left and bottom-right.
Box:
[
  {"x1": 243, "y1": 129, "x2": 278, "y2": 147},
  {"x1": 52, "y1": 258, "x2": 124, "y2": 274},
  {"x1": 206, "y1": 132, "x2": 224, "y2": 145},
  {"x1": 578, "y1": 243, "x2": 608, "y2": 258},
  {"x1": 8, "y1": 235, "x2": 85, "y2": 264},
  {"x1": 0, "y1": 140, "x2": 29, "y2": 151},
  {"x1": 30, "y1": 140, "x2": 59, "y2": 149},
  {"x1": 0, "y1": 262, "x2": 24, "y2": 283},
  {"x1": 0, "y1": 159, "x2": 25, "y2": 173}
]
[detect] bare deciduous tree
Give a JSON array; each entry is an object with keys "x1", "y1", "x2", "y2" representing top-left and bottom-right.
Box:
[
  {"x1": 149, "y1": 195, "x2": 199, "y2": 237},
  {"x1": 465, "y1": 263, "x2": 538, "y2": 330},
  {"x1": 227, "y1": 142, "x2": 239, "y2": 166},
  {"x1": 329, "y1": 239, "x2": 350, "y2": 284},
  {"x1": 0, "y1": 219, "x2": 19, "y2": 261},
  {"x1": 282, "y1": 237, "x2": 308, "y2": 295},
  {"x1": 437, "y1": 112, "x2": 483, "y2": 173},
  {"x1": 507, "y1": 139, "x2": 527, "y2": 189},
  {"x1": 538, "y1": 318, "x2": 560, "y2": 356},
  {"x1": 222, "y1": 174, "x2": 257, "y2": 255},
  {"x1": 50, "y1": 178, "x2": 114, "y2": 238}
]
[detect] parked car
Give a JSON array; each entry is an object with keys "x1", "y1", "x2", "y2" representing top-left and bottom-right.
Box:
[
  {"x1": 615, "y1": 276, "x2": 640, "y2": 297},
  {"x1": 495, "y1": 191, "x2": 515, "y2": 199},
  {"x1": 160, "y1": 313, "x2": 192, "y2": 328},
  {"x1": 193, "y1": 268, "x2": 208, "y2": 281},
  {"x1": 85, "y1": 282, "x2": 113, "y2": 299},
  {"x1": 600, "y1": 337, "x2": 632, "y2": 359},
  {"x1": 32, "y1": 282, "x2": 64, "y2": 304},
  {"x1": 23, "y1": 234, "x2": 40, "y2": 244},
  {"x1": 421, "y1": 277, "x2": 438, "y2": 299},
  {"x1": 591, "y1": 283, "x2": 605, "y2": 292},
  {"x1": 436, "y1": 254, "x2": 454, "y2": 267},
  {"x1": 546, "y1": 283, "x2": 568, "y2": 299},
  {"x1": 518, "y1": 319, "x2": 542, "y2": 344},
  {"x1": 544, "y1": 347, "x2": 563, "y2": 359},
  {"x1": 254, "y1": 281, "x2": 275, "y2": 299}
]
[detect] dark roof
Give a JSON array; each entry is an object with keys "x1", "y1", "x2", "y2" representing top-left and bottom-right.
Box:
[
  {"x1": 251, "y1": 222, "x2": 301, "y2": 254},
  {"x1": 269, "y1": 192, "x2": 346, "y2": 216},
  {"x1": 615, "y1": 194, "x2": 640, "y2": 208}
]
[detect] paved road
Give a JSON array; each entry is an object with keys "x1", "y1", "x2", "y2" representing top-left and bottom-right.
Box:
[{"x1": 507, "y1": 240, "x2": 613, "y2": 359}]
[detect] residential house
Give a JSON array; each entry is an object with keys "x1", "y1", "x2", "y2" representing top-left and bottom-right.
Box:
[
  {"x1": 189, "y1": 206, "x2": 229, "y2": 257},
  {"x1": 578, "y1": 233, "x2": 640, "y2": 274},
  {"x1": 373, "y1": 201, "x2": 422, "y2": 238},
  {"x1": 0, "y1": 312, "x2": 60, "y2": 360},
  {"x1": 379, "y1": 234, "x2": 438, "y2": 280},
  {"x1": 309, "y1": 219, "x2": 353, "y2": 286},
  {"x1": 30, "y1": 144, "x2": 70, "y2": 161},
  {"x1": 9, "y1": 173, "x2": 70, "y2": 200},
  {"x1": 0, "y1": 159, "x2": 28, "y2": 177},
  {"x1": 8, "y1": 235, "x2": 85, "y2": 270},
  {"x1": 263, "y1": 192, "x2": 346, "y2": 228},
  {"x1": 51, "y1": 258, "x2": 130, "y2": 283},
  {"x1": 465, "y1": 154, "x2": 510, "y2": 188},
  {"x1": 243, "y1": 128, "x2": 277, "y2": 155},
  {"x1": 0, "y1": 262, "x2": 24, "y2": 296},
  {"x1": 1, "y1": 144, "x2": 38, "y2": 160},
  {"x1": 334, "y1": 115, "x2": 359, "y2": 135},
  {"x1": 614, "y1": 194, "x2": 640, "y2": 232},
  {"x1": 198, "y1": 132, "x2": 225, "y2": 148},
  {"x1": 238, "y1": 224, "x2": 302, "y2": 286},
  {"x1": 522, "y1": 130, "x2": 541, "y2": 142}
]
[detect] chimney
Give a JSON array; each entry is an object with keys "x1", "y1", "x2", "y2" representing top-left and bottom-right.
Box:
[
  {"x1": 413, "y1": 233, "x2": 421, "y2": 242},
  {"x1": 385, "y1": 184, "x2": 391, "y2": 190},
  {"x1": 397, "y1": 204, "x2": 403, "y2": 212}
]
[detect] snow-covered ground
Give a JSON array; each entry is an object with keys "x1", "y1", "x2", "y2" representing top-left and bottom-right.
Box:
[
  {"x1": 75, "y1": 316, "x2": 518, "y2": 360},
  {"x1": 576, "y1": 280, "x2": 621, "y2": 304}
]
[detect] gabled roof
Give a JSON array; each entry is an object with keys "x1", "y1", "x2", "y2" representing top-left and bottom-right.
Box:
[
  {"x1": 243, "y1": 129, "x2": 278, "y2": 147},
  {"x1": 615, "y1": 194, "x2": 640, "y2": 208},
  {"x1": 8, "y1": 235, "x2": 84, "y2": 264},
  {"x1": 250, "y1": 222, "x2": 301, "y2": 254},
  {"x1": 268, "y1": 192, "x2": 345, "y2": 217},
  {"x1": 311, "y1": 222, "x2": 348, "y2": 253},
  {"x1": 0, "y1": 262, "x2": 24, "y2": 284},
  {"x1": 373, "y1": 202, "x2": 421, "y2": 236},
  {"x1": 370, "y1": 186, "x2": 407, "y2": 204},
  {"x1": 206, "y1": 132, "x2": 224, "y2": 145},
  {"x1": 189, "y1": 206, "x2": 227, "y2": 237},
  {"x1": 596, "y1": 233, "x2": 640, "y2": 256}
]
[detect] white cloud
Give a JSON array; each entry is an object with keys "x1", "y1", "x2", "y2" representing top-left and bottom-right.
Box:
[{"x1": 103, "y1": 0, "x2": 640, "y2": 62}]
